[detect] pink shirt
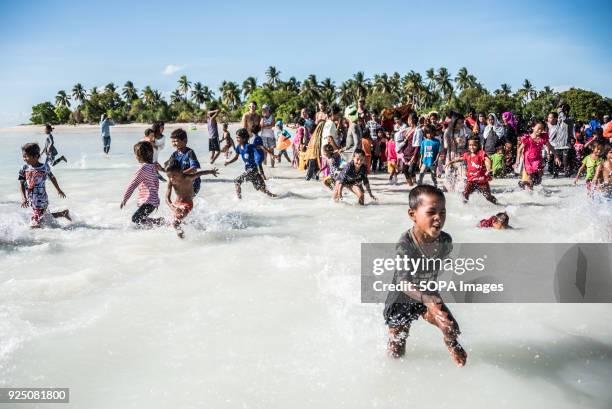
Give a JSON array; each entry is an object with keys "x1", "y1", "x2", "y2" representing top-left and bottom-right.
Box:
[
  {"x1": 521, "y1": 134, "x2": 548, "y2": 174},
  {"x1": 123, "y1": 163, "x2": 160, "y2": 207}
]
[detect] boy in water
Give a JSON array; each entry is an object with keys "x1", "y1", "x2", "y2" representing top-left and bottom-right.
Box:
[
  {"x1": 417, "y1": 125, "x2": 441, "y2": 186},
  {"x1": 43, "y1": 124, "x2": 67, "y2": 166},
  {"x1": 225, "y1": 128, "x2": 276, "y2": 199},
  {"x1": 333, "y1": 149, "x2": 376, "y2": 205},
  {"x1": 165, "y1": 159, "x2": 218, "y2": 238},
  {"x1": 383, "y1": 185, "x2": 467, "y2": 367},
  {"x1": 165, "y1": 128, "x2": 202, "y2": 195},
  {"x1": 19, "y1": 143, "x2": 71, "y2": 227}
]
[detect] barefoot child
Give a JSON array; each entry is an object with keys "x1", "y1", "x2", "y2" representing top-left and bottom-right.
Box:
[
  {"x1": 516, "y1": 121, "x2": 560, "y2": 190},
  {"x1": 165, "y1": 159, "x2": 219, "y2": 238},
  {"x1": 43, "y1": 124, "x2": 67, "y2": 166},
  {"x1": 220, "y1": 123, "x2": 235, "y2": 160},
  {"x1": 417, "y1": 125, "x2": 441, "y2": 186},
  {"x1": 19, "y1": 143, "x2": 71, "y2": 227},
  {"x1": 386, "y1": 134, "x2": 398, "y2": 185},
  {"x1": 333, "y1": 149, "x2": 376, "y2": 205},
  {"x1": 320, "y1": 143, "x2": 342, "y2": 190},
  {"x1": 446, "y1": 137, "x2": 497, "y2": 204},
  {"x1": 120, "y1": 141, "x2": 164, "y2": 226},
  {"x1": 225, "y1": 128, "x2": 276, "y2": 199},
  {"x1": 478, "y1": 211, "x2": 510, "y2": 229},
  {"x1": 383, "y1": 185, "x2": 467, "y2": 366},
  {"x1": 274, "y1": 120, "x2": 293, "y2": 164},
  {"x1": 574, "y1": 142, "x2": 603, "y2": 191}
]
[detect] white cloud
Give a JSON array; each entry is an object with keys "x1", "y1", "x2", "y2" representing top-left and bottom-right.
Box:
[{"x1": 162, "y1": 64, "x2": 183, "y2": 76}]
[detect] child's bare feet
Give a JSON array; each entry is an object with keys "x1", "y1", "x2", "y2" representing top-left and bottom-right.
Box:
[
  {"x1": 387, "y1": 326, "x2": 408, "y2": 358},
  {"x1": 445, "y1": 338, "x2": 467, "y2": 367},
  {"x1": 52, "y1": 209, "x2": 72, "y2": 221}
]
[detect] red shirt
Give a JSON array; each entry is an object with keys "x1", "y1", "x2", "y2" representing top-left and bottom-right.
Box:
[
  {"x1": 479, "y1": 216, "x2": 497, "y2": 228},
  {"x1": 462, "y1": 150, "x2": 491, "y2": 183}
]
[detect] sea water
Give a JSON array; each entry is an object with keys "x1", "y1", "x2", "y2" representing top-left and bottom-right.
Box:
[{"x1": 0, "y1": 125, "x2": 610, "y2": 409}]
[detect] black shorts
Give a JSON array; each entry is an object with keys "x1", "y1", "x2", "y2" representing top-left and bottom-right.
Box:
[
  {"x1": 132, "y1": 203, "x2": 156, "y2": 224},
  {"x1": 403, "y1": 161, "x2": 419, "y2": 177},
  {"x1": 235, "y1": 168, "x2": 265, "y2": 191},
  {"x1": 209, "y1": 138, "x2": 220, "y2": 152},
  {"x1": 383, "y1": 301, "x2": 427, "y2": 328}
]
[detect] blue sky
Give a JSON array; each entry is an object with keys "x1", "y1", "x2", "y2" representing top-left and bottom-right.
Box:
[{"x1": 1, "y1": 0, "x2": 610, "y2": 126}]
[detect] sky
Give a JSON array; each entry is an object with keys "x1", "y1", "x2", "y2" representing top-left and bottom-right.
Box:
[{"x1": 0, "y1": 0, "x2": 611, "y2": 127}]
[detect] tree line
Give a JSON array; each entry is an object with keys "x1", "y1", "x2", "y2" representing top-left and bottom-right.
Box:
[{"x1": 30, "y1": 66, "x2": 611, "y2": 126}]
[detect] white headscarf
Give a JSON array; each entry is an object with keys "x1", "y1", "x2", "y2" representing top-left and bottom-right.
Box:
[{"x1": 484, "y1": 113, "x2": 505, "y2": 140}]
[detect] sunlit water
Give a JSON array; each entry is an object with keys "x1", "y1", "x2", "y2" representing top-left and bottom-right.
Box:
[{"x1": 0, "y1": 125, "x2": 610, "y2": 409}]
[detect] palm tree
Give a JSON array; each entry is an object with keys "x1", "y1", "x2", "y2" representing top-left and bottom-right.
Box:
[
  {"x1": 403, "y1": 71, "x2": 423, "y2": 108},
  {"x1": 191, "y1": 82, "x2": 206, "y2": 105},
  {"x1": 300, "y1": 75, "x2": 320, "y2": 105},
  {"x1": 55, "y1": 90, "x2": 71, "y2": 108},
  {"x1": 352, "y1": 71, "x2": 369, "y2": 100},
  {"x1": 265, "y1": 66, "x2": 281, "y2": 88},
  {"x1": 90, "y1": 87, "x2": 99, "y2": 98},
  {"x1": 142, "y1": 86, "x2": 155, "y2": 105},
  {"x1": 281, "y1": 76, "x2": 300, "y2": 93},
  {"x1": 219, "y1": 81, "x2": 241, "y2": 110},
  {"x1": 390, "y1": 72, "x2": 402, "y2": 100},
  {"x1": 170, "y1": 89, "x2": 183, "y2": 104},
  {"x1": 373, "y1": 73, "x2": 393, "y2": 95},
  {"x1": 242, "y1": 77, "x2": 258, "y2": 98},
  {"x1": 519, "y1": 79, "x2": 536, "y2": 102},
  {"x1": 319, "y1": 78, "x2": 336, "y2": 105},
  {"x1": 425, "y1": 68, "x2": 436, "y2": 91},
  {"x1": 454, "y1": 67, "x2": 477, "y2": 92},
  {"x1": 72, "y1": 83, "x2": 86, "y2": 105},
  {"x1": 104, "y1": 83, "x2": 116, "y2": 93},
  {"x1": 338, "y1": 80, "x2": 356, "y2": 106},
  {"x1": 539, "y1": 86, "x2": 555, "y2": 98},
  {"x1": 122, "y1": 81, "x2": 138, "y2": 102},
  {"x1": 152, "y1": 90, "x2": 163, "y2": 105},
  {"x1": 496, "y1": 83, "x2": 512, "y2": 96},
  {"x1": 435, "y1": 67, "x2": 454, "y2": 102},
  {"x1": 177, "y1": 75, "x2": 191, "y2": 99}
]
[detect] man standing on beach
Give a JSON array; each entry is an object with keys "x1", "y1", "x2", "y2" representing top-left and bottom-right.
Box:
[
  {"x1": 100, "y1": 114, "x2": 114, "y2": 155},
  {"x1": 241, "y1": 102, "x2": 261, "y2": 138}
]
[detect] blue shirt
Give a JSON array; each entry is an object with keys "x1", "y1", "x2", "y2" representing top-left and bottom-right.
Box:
[
  {"x1": 420, "y1": 139, "x2": 441, "y2": 167},
  {"x1": 236, "y1": 143, "x2": 257, "y2": 170},
  {"x1": 169, "y1": 148, "x2": 201, "y2": 192},
  {"x1": 100, "y1": 119, "x2": 114, "y2": 137},
  {"x1": 586, "y1": 119, "x2": 601, "y2": 139},
  {"x1": 251, "y1": 135, "x2": 264, "y2": 165}
]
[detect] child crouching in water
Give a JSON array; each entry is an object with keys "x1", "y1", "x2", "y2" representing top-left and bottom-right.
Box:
[
  {"x1": 165, "y1": 160, "x2": 218, "y2": 238},
  {"x1": 333, "y1": 149, "x2": 376, "y2": 205},
  {"x1": 120, "y1": 141, "x2": 164, "y2": 226},
  {"x1": 478, "y1": 211, "x2": 510, "y2": 229},
  {"x1": 19, "y1": 143, "x2": 71, "y2": 227},
  {"x1": 383, "y1": 185, "x2": 467, "y2": 366}
]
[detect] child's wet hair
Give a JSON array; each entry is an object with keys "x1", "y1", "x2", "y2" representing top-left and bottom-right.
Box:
[
  {"x1": 134, "y1": 141, "x2": 154, "y2": 163},
  {"x1": 251, "y1": 123, "x2": 261, "y2": 135},
  {"x1": 495, "y1": 212, "x2": 510, "y2": 227},
  {"x1": 467, "y1": 136, "x2": 481, "y2": 147},
  {"x1": 222, "y1": 123, "x2": 229, "y2": 130},
  {"x1": 170, "y1": 128, "x2": 188, "y2": 141},
  {"x1": 165, "y1": 158, "x2": 182, "y2": 173},
  {"x1": 408, "y1": 185, "x2": 445, "y2": 210},
  {"x1": 423, "y1": 124, "x2": 436, "y2": 136},
  {"x1": 324, "y1": 144, "x2": 334, "y2": 155},
  {"x1": 353, "y1": 148, "x2": 365, "y2": 157},
  {"x1": 22, "y1": 143, "x2": 41, "y2": 157},
  {"x1": 236, "y1": 128, "x2": 249, "y2": 140},
  {"x1": 144, "y1": 128, "x2": 155, "y2": 137}
]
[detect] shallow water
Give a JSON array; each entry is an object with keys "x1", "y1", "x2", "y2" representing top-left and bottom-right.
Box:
[{"x1": 0, "y1": 125, "x2": 611, "y2": 409}]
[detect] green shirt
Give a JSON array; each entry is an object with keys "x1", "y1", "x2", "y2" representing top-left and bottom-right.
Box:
[
  {"x1": 582, "y1": 155, "x2": 602, "y2": 180},
  {"x1": 490, "y1": 153, "x2": 504, "y2": 172}
]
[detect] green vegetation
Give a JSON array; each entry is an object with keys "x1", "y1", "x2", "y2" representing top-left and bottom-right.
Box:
[{"x1": 30, "y1": 66, "x2": 611, "y2": 125}]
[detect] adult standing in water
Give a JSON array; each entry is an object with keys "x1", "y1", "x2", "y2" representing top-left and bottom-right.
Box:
[
  {"x1": 241, "y1": 101, "x2": 261, "y2": 138},
  {"x1": 100, "y1": 114, "x2": 114, "y2": 155},
  {"x1": 260, "y1": 104, "x2": 276, "y2": 167}
]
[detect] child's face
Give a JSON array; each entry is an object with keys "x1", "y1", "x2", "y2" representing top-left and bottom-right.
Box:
[
  {"x1": 504, "y1": 143, "x2": 512, "y2": 152},
  {"x1": 237, "y1": 136, "x2": 248, "y2": 145},
  {"x1": 607, "y1": 150, "x2": 612, "y2": 161},
  {"x1": 592, "y1": 145, "x2": 602, "y2": 157},
  {"x1": 424, "y1": 132, "x2": 434, "y2": 140},
  {"x1": 492, "y1": 219, "x2": 505, "y2": 230},
  {"x1": 167, "y1": 170, "x2": 182, "y2": 184},
  {"x1": 354, "y1": 153, "x2": 364, "y2": 167},
  {"x1": 468, "y1": 140, "x2": 479, "y2": 153},
  {"x1": 487, "y1": 117, "x2": 494, "y2": 126},
  {"x1": 409, "y1": 194, "x2": 446, "y2": 239},
  {"x1": 144, "y1": 134, "x2": 155, "y2": 143},
  {"x1": 532, "y1": 123, "x2": 544, "y2": 136},
  {"x1": 22, "y1": 153, "x2": 39, "y2": 166},
  {"x1": 171, "y1": 137, "x2": 187, "y2": 150}
]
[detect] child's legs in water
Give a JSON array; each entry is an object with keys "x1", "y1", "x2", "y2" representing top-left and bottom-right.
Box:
[
  {"x1": 463, "y1": 180, "x2": 477, "y2": 200},
  {"x1": 132, "y1": 203, "x2": 157, "y2": 225},
  {"x1": 349, "y1": 184, "x2": 365, "y2": 205}
]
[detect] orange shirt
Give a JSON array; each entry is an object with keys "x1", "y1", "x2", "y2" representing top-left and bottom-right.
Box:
[
  {"x1": 604, "y1": 121, "x2": 612, "y2": 139},
  {"x1": 362, "y1": 138, "x2": 372, "y2": 156}
]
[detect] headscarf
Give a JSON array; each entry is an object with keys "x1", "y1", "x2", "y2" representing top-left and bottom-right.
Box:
[
  {"x1": 305, "y1": 121, "x2": 325, "y2": 168},
  {"x1": 484, "y1": 113, "x2": 505, "y2": 140},
  {"x1": 502, "y1": 111, "x2": 517, "y2": 133}
]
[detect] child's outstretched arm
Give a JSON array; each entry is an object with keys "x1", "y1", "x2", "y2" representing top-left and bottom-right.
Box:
[
  {"x1": 49, "y1": 174, "x2": 66, "y2": 199},
  {"x1": 574, "y1": 164, "x2": 586, "y2": 184},
  {"x1": 120, "y1": 166, "x2": 144, "y2": 208},
  {"x1": 189, "y1": 168, "x2": 219, "y2": 179},
  {"x1": 224, "y1": 152, "x2": 240, "y2": 166},
  {"x1": 594, "y1": 163, "x2": 604, "y2": 187}
]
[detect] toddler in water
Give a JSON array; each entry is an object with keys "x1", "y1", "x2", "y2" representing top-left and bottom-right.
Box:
[
  {"x1": 383, "y1": 185, "x2": 467, "y2": 367},
  {"x1": 446, "y1": 138, "x2": 497, "y2": 204},
  {"x1": 574, "y1": 142, "x2": 603, "y2": 191},
  {"x1": 120, "y1": 141, "x2": 164, "y2": 226},
  {"x1": 478, "y1": 212, "x2": 510, "y2": 229},
  {"x1": 220, "y1": 123, "x2": 235, "y2": 160},
  {"x1": 19, "y1": 143, "x2": 71, "y2": 227},
  {"x1": 165, "y1": 160, "x2": 218, "y2": 238}
]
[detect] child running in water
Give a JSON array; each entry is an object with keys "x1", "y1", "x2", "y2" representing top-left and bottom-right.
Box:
[
  {"x1": 19, "y1": 143, "x2": 71, "y2": 227},
  {"x1": 333, "y1": 149, "x2": 376, "y2": 205},
  {"x1": 516, "y1": 121, "x2": 560, "y2": 190},
  {"x1": 165, "y1": 129, "x2": 202, "y2": 195},
  {"x1": 225, "y1": 128, "x2": 276, "y2": 199},
  {"x1": 320, "y1": 143, "x2": 342, "y2": 190},
  {"x1": 594, "y1": 145, "x2": 612, "y2": 197},
  {"x1": 165, "y1": 159, "x2": 218, "y2": 238},
  {"x1": 417, "y1": 125, "x2": 441, "y2": 186},
  {"x1": 274, "y1": 120, "x2": 293, "y2": 164},
  {"x1": 478, "y1": 212, "x2": 510, "y2": 229},
  {"x1": 120, "y1": 141, "x2": 164, "y2": 226},
  {"x1": 383, "y1": 185, "x2": 467, "y2": 366},
  {"x1": 43, "y1": 124, "x2": 67, "y2": 166},
  {"x1": 446, "y1": 138, "x2": 497, "y2": 204},
  {"x1": 574, "y1": 142, "x2": 603, "y2": 191},
  {"x1": 386, "y1": 133, "x2": 398, "y2": 184}
]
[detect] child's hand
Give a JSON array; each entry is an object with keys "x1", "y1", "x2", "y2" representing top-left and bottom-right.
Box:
[
  {"x1": 555, "y1": 157, "x2": 562, "y2": 166},
  {"x1": 21, "y1": 199, "x2": 29, "y2": 208},
  {"x1": 210, "y1": 168, "x2": 219, "y2": 177},
  {"x1": 370, "y1": 193, "x2": 377, "y2": 201},
  {"x1": 573, "y1": 179, "x2": 578, "y2": 185},
  {"x1": 57, "y1": 190, "x2": 66, "y2": 199},
  {"x1": 224, "y1": 161, "x2": 229, "y2": 167}
]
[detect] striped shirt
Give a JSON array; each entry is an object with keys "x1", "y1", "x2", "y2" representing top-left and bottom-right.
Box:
[{"x1": 122, "y1": 163, "x2": 160, "y2": 207}]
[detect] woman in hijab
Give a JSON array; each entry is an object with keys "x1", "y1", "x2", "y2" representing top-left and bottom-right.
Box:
[
  {"x1": 483, "y1": 113, "x2": 505, "y2": 155},
  {"x1": 502, "y1": 111, "x2": 518, "y2": 145}
]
